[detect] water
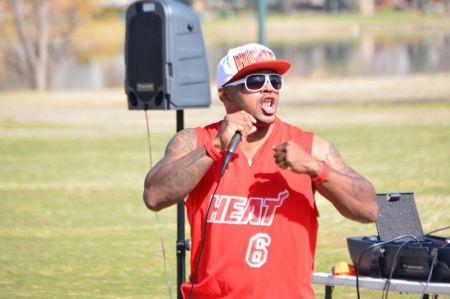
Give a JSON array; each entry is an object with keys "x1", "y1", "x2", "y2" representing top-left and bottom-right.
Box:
[
  {"x1": 277, "y1": 33, "x2": 450, "y2": 78},
  {"x1": 27, "y1": 31, "x2": 450, "y2": 90}
]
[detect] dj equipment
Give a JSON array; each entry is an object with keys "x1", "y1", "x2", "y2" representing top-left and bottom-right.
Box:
[
  {"x1": 125, "y1": 0, "x2": 210, "y2": 110},
  {"x1": 347, "y1": 193, "x2": 450, "y2": 282}
]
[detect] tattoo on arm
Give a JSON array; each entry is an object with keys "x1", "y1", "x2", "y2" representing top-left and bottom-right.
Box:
[
  {"x1": 156, "y1": 129, "x2": 212, "y2": 200},
  {"x1": 165, "y1": 128, "x2": 196, "y2": 157},
  {"x1": 339, "y1": 165, "x2": 371, "y2": 197},
  {"x1": 160, "y1": 149, "x2": 206, "y2": 196},
  {"x1": 325, "y1": 143, "x2": 370, "y2": 197},
  {"x1": 324, "y1": 143, "x2": 341, "y2": 163}
]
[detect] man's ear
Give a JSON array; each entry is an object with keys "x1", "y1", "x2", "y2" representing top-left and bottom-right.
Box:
[{"x1": 218, "y1": 87, "x2": 228, "y2": 103}]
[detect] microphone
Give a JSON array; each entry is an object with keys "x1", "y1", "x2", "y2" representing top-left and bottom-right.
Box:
[{"x1": 220, "y1": 132, "x2": 242, "y2": 176}]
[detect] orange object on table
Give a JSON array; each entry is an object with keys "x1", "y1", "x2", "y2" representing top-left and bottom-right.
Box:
[{"x1": 331, "y1": 262, "x2": 355, "y2": 276}]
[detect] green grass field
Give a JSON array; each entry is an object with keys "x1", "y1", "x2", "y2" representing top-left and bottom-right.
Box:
[{"x1": 0, "y1": 83, "x2": 449, "y2": 298}]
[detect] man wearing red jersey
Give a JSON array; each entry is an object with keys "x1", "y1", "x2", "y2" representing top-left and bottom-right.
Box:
[{"x1": 143, "y1": 43, "x2": 378, "y2": 298}]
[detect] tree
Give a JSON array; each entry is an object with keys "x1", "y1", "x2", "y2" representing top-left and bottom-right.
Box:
[
  {"x1": 358, "y1": 0, "x2": 375, "y2": 16},
  {"x1": 9, "y1": 0, "x2": 50, "y2": 90},
  {"x1": 444, "y1": 0, "x2": 450, "y2": 15},
  {"x1": 3, "y1": 0, "x2": 99, "y2": 90}
]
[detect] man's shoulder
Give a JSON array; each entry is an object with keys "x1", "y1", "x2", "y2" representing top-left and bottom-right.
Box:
[
  {"x1": 277, "y1": 118, "x2": 313, "y2": 136},
  {"x1": 188, "y1": 121, "x2": 222, "y2": 146},
  {"x1": 277, "y1": 118, "x2": 315, "y2": 152},
  {"x1": 175, "y1": 127, "x2": 196, "y2": 139}
]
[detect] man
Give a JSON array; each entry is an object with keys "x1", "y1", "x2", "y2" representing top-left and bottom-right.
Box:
[{"x1": 143, "y1": 43, "x2": 378, "y2": 298}]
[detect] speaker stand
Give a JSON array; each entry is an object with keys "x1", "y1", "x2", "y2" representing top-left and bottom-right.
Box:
[{"x1": 176, "y1": 109, "x2": 187, "y2": 299}]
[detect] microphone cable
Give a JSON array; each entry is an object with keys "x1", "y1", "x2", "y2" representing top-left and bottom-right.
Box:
[
  {"x1": 355, "y1": 228, "x2": 448, "y2": 298},
  {"x1": 421, "y1": 247, "x2": 439, "y2": 299},
  {"x1": 382, "y1": 238, "x2": 420, "y2": 299},
  {"x1": 383, "y1": 226, "x2": 449, "y2": 299},
  {"x1": 188, "y1": 132, "x2": 241, "y2": 299},
  {"x1": 187, "y1": 172, "x2": 223, "y2": 299},
  {"x1": 144, "y1": 109, "x2": 173, "y2": 299},
  {"x1": 355, "y1": 235, "x2": 421, "y2": 299},
  {"x1": 420, "y1": 225, "x2": 450, "y2": 298}
]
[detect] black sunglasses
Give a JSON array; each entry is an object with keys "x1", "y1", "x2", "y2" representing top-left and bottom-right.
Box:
[{"x1": 224, "y1": 73, "x2": 283, "y2": 92}]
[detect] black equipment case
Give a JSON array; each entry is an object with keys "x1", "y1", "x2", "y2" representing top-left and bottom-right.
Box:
[{"x1": 347, "y1": 192, "x2": 450, "y2": 282}]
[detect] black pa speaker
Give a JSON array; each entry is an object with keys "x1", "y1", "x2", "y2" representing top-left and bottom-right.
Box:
[{"x1": 125, "y1": 0, "x2": 211, "y2": 110}]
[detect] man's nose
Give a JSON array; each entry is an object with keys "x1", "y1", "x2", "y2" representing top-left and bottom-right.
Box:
[{"x1": 261, "y1": 79, "x2": 274, "y2": 93}]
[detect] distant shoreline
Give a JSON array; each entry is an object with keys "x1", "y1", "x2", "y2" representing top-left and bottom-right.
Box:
[{"x1": 201, "y1": 11, "x2": 450, "y2": 44}]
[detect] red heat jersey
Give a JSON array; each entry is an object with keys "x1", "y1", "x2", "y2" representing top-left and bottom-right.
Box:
[{"x1": 181, "y1": 118, "x2": 318, "y2": 299}]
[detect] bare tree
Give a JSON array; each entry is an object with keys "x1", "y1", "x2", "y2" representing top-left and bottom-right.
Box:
[
  {"x1": 444, "y1": 0, "x2": 450, "y2": 15},
  {"x1": 357, "y1": 0, "x2": 374, "y2": 16},
  {"x1": 3, "y1": 0, "x2": 93, "y2": 90},
  {"x1": 8, "y1": 0, "x2": 50, "y2": 90}
]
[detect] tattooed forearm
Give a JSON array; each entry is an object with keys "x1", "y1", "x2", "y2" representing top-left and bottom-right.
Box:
[
  {"x1": 350, "y1": 176, "x2": 366, "y2": 197},
  {"x1": 324, "y1": 143, "x2": 341, "y2": 163},
  {"x1": 338, "y1": 165, "x2": 369, "y2": 183},
  {"x1": 338, "y1": 165, "x2": 359, "y2": 177},
  {"x1": 314, "y1": 137, "x2": 377, "y2": 222},
  {"x1": 143, "y1": 128, "x2": 215, "y2": 210},
  {"x1": 165, "y1": 129, "x2": 196, "y2": 157},
  {"x1": 340, "y1": 166, "x2": 371, "y2": 197},
  {"x1": 158, "y1": 146, "x2": 211, "y2": 200}
]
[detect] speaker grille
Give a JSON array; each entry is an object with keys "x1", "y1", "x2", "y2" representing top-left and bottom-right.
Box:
[{"x1": 128, "y1": 12, "x2": 163, "y2": 105}]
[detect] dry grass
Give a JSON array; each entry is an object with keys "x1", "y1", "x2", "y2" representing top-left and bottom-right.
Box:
[
  {"x1": 283, "y1": 73, "x2": 450, "y2": 104},
  {"x1": 1, "y1": 73, "x2": 449, "y2": 131}
]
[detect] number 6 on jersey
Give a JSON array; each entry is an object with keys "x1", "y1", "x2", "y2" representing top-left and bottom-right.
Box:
[{"x1": 245, "y1": 233, "x2": 271, "y2": 268}]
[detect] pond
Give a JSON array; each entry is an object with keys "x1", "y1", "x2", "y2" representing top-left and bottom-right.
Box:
[{"x1": 49, "y1": 31, "x2": 450, "y2": 89}]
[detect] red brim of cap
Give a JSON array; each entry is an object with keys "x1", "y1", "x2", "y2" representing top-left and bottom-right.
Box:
[{"x1": 227, "y1": 59, "x2": 292, "y2": 83}]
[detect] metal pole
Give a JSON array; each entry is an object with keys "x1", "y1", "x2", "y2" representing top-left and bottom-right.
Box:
[
  {"x1": 175, "y1": 5, "x2": 190, "y2": 299},
  {"x1": 176, "y1": 109, "x2": 185, "y2": 299},
  {"x1": 257, "y1": 0, "x2": 267, "y2": 45}
]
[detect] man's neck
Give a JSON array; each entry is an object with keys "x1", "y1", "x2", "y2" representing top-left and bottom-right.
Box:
[{"x1": 240, "y1": 121, "x2": 275, "y2": 161}]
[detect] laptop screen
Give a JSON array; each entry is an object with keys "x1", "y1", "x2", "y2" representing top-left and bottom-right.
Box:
[{"x1": 375, "y1": 192, "x2": 424, "y2": 241}]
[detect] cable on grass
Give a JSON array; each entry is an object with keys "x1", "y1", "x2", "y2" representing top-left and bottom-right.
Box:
[{"x1": 145, "y1": 109, "x2": 173, "y2": 299}]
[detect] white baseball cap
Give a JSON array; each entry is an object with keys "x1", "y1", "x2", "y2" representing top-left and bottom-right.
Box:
[{"x1": 216, "y1": 43, "x2": 291, "y2": 89}]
